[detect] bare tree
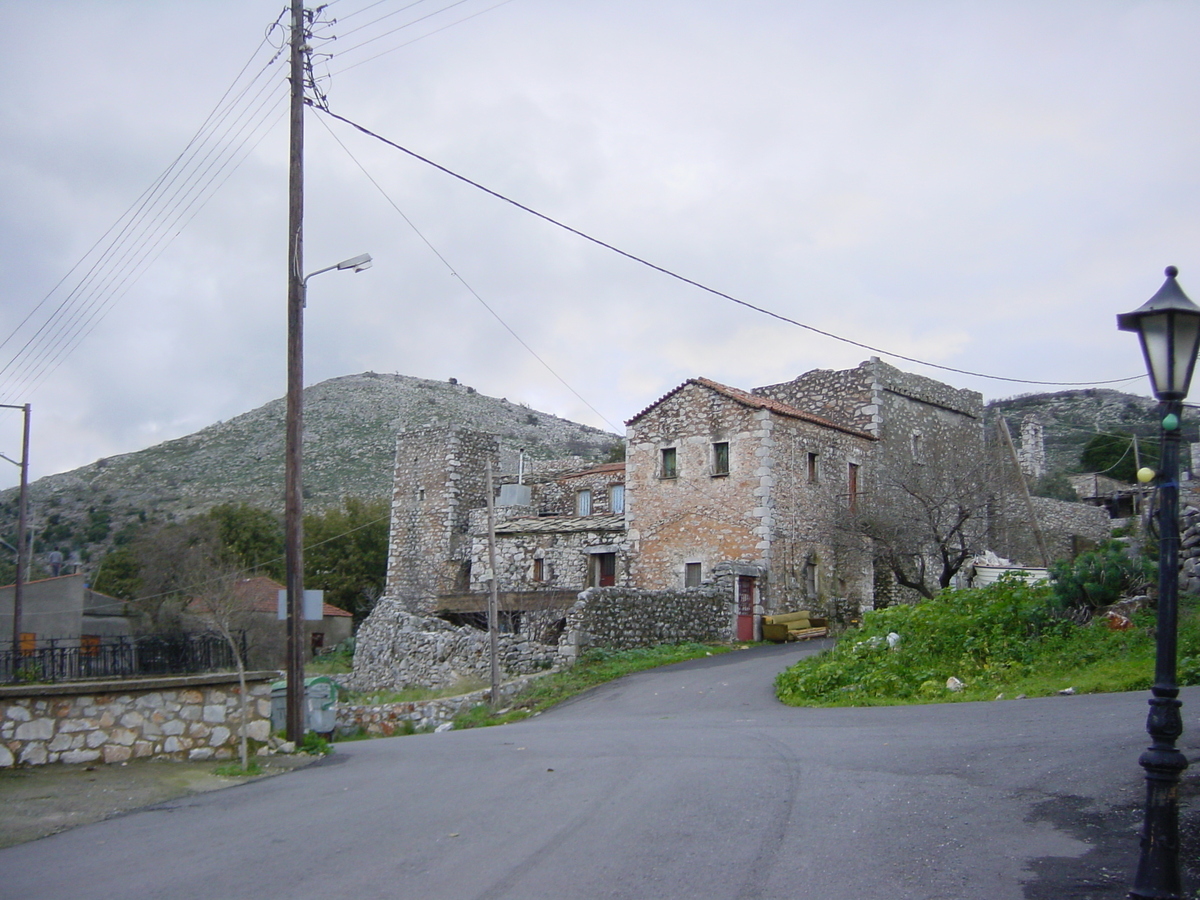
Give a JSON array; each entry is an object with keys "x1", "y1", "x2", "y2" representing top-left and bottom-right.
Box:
[{"x1": 850, "y1": 455, "x2": 988, "y2": 600}]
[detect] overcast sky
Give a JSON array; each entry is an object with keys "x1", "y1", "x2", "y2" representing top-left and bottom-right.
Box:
[{"x1": 1, "y1": 0, "x2": 1197, "y2": 490}]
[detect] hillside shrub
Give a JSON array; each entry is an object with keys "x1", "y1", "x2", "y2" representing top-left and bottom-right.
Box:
[{"x1": 1049, "y1": 541, "x2": 1153, "y2": 611}]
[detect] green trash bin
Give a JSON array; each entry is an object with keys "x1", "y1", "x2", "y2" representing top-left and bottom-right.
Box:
[{"x1": 269, "y1": 676, "x2": 339, "y2": 735}]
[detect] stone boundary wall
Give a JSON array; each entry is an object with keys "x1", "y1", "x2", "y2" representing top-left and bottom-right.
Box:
[
  {"x1": 347, "y1": 599, "x2": 561, "y2": 692},
  {"x1": 334, "y1": 673, "x2": 545, "y2": 735},
  {"x1": 0, "y1": 671, "x2": 276, "y2": 768},
  {"x1": 560, "y1": 585, "x2": 732, "y2": 657}
]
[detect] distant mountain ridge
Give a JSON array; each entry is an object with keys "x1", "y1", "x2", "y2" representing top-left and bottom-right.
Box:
[
  {"x1": 0, "y1": 373, "x2": 620, "y2": 558},
  {"x1": 985, "y1": 387, "x2": 1193, "y2": 476}
]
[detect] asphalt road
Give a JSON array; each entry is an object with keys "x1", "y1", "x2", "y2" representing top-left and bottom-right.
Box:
[{"x1": 3, "y1": 642, "x2": 1197, "y2": 900}]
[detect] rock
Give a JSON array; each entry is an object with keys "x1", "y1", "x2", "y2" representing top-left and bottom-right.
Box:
[
  {"x1": 886, "y1": 632, "x2": 901, "y2": 650},
  {"x1": 434, "y1": 722, "x2": 454, "y2": 733},
  {"x1": 946, "y1": 677, "x2": 965, "y2": 692},
  {"x1": 1058, "y1": 687, "x2": 1076, "y2": 695},
  {"x1": 0, "y1": 744, "x2": 13, "y2": 767}
]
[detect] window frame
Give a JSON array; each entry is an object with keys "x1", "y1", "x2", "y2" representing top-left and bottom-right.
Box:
[
  {"x1": 660, "y1": 447, "x2": 678, "y2": 479},
  {"x1": 685, "y1": 562, "x2": 702, "y2": 588},
  {"x1": 576, "y1": 489, "x2": 593, "y2": 516},
  {"x1": 711, "y1": 441, "x2": 730, "y2": 477},
  {"x1": 807, "y1": 451, "x2": 819, "y2": 484},
  {"x1": 609, "y1": 484, "x2": 625, "y2": 514}
]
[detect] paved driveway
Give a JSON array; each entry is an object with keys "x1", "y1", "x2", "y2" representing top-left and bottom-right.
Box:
[{"x1": 2, "y1": 642, "x2": 1197, "y2": 900}]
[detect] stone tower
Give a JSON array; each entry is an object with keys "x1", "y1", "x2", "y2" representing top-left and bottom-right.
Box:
[{"x1": 384, "y1": 427, "x2": 499, "y2": 614}]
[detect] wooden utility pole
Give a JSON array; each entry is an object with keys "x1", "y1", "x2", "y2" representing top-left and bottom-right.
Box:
[
  {"x1": 1, "y1": 403, "x2": 30, "y2": 663},
  {"x1": 485, "y1": 461, "x2": 501, "y2": 708},
  {"x1": 284, "y1": 0, "x2": 307, "y2": 744}
]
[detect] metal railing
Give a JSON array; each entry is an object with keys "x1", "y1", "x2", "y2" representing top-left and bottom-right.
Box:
[{"x1": 0, "y1": 632, "x2": 247, "y2": 685}]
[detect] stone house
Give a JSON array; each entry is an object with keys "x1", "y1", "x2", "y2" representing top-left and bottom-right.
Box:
[
  {"x1": 624, "y1": 377, "x2": 877, "y2": 637},
  {"x1": 0, "y1": 574, "x2": 132, "y2": 649}
]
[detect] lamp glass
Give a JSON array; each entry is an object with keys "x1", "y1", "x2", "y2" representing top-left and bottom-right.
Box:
[
  {"x1": 1170, "y1": 312, "x2": 1200, "y2": 397},
  {"x1": 1137, "y1": 310, "x2": 1200, "y2": 399}
]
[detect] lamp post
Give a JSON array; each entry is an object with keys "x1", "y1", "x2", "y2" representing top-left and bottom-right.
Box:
[
  {"x1": 283, "y1": 253, "x2": 372, "y2": 744},
  {"x1": 1117, "y1": 265, "x2": 1200, "y2": 900}
]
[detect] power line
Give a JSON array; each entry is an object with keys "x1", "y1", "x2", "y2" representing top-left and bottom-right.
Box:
[
  {"x1": 314, "y1": 113, "x2": 623, "y2": 434},
  {"x1": 318, "y1": 107, "x2": 1140, "y2": 390}
]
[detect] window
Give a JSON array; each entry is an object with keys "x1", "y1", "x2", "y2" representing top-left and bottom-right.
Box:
[
  {"x1": 609, "y1": 484, "x2": 625, "y2": 514},
  {"x1": 807, "y1": 452, "x2": 819, "y2": 484},
  {"x1": 848, "y1": 463, "x2": 860, "y2": 512},
  {"x1": 576, "y1": 489, "x2": 592, "y2": 516},
  {"x1": 533, "y1": 558, "x2": 545, "y2": 582},
  {"x1": 661, "y1": 447, "x2": 677, "y2": 479},
  {"x1": 418, "y1": 488, "x2": 426, "y2": 502},
  {"x1": 685, "y1": 562, "x2": 702, "y2": 588},
  {"x1": 712, "y1": 442, "x2": 729, "y2": 476},
  {"x1": 912, "y1": 432, "x2": 925, "y2": 464},
  {"x1": 311, "y1": 632, "x2": 325, "y2": 655},
  {"x1": 805, "y1": 559, "x2": 818, "y2": 598}
]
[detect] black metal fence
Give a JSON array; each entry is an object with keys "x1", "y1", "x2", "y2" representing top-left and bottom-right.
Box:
[{"x1": 0, "y1": 632, "x2": 247, "y2": 685}]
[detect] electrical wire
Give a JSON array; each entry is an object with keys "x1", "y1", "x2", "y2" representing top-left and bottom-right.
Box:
[
  {"x1": 318, "y1": 107, "x2": 1142, "y2": 390},
  {"x1": 314, "y1": 113, "x2": 623, "y2": 434}
]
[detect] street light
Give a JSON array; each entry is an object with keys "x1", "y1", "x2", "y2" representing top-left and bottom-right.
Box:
[
  {"x1": 284, "y1": 253, "x2": 371, "y2": 744},
  {"x1": 1117, "y1": 265, "x2": 1200, "y2": 900}
]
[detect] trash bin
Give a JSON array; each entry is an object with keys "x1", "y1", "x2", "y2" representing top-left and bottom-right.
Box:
[{"x1": 269, "y1": 676, "x2": 339, "y2": 735}]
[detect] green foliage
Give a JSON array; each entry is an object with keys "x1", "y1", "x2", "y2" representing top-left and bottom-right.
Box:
[
  {"x1": 305, "y1": 638, "x2": 354, "y2": 675},
  {"x1": 299, "y1": 731, "x2": 332, "y2": 755},
  {"x1": 1031, "y1": 472, "x2": 1078, "y2": 502},
  {"x1": 1049, "y1": 541, "x2": 1153, "y2": 611},
  {"x1": 1079, "y1": 431, "x2": 1157, "y2": 483},
  {"x1": 303, "y1": 497, "x2": 389, "y2": 622},
  {"x1": 83, "y1": 507, "x2": 112, "y2": 543},
  {"x1": 775, "y1": 580, "x2": 1200, "y2": 707},
  {"x1": 214, "y1": 760, "x2": 263, "y2": 777},
  {"x1": 601, "y1": 442, "x2": 626, "y2": 463},
  {"x1": 91, "y1": 547, "x2": 143, "y2": 600},
  {"x1": 205, "y1": 503, "x2": 283, "y2": 579}
]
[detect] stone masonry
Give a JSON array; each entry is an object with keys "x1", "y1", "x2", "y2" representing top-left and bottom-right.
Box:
[{"x1": 0, "y1": 672, "x2": 275, "y2": 767}]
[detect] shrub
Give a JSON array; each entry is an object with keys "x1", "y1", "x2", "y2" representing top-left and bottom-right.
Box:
[{"x1": 1049, "y1": 541, "x2": 1153, "y2": 611}]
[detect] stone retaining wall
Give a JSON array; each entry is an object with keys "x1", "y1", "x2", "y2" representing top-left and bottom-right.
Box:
[
  {"x1": 0, "y1": 671, "x2": 275, "y2": 768},
  {"x1": 560, "y1": 585, "x2": 732, "y2": 658},
  {"x1": 335, "y1": 674, "x2": 544, "y2": 735}
]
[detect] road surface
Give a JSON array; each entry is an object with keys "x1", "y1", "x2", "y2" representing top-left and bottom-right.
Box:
[{"x1": 2, "y1": 642, "x2": 1196, "y2": 899}]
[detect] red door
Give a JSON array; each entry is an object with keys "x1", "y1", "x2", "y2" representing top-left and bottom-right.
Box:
[{"x1": 737, "y1": 576, "x2": 756, "y2": 641}]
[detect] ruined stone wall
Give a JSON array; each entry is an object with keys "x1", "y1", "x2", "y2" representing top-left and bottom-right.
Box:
[
  {"x1": 385, "y1": 428, "x2": 499, "y2": 613},
  {"x1": 990, "y1": 496, "x2": 1111, "y2": 566},
  {"x1": 558, "y1": 585, "x2": 732, "y2": 657},
  {"x1": 0, "y1": 672, "x2": 274, "y2": 767},
  {"x1": 347, "y1": 599, "x2": 559, "y2": 691}
]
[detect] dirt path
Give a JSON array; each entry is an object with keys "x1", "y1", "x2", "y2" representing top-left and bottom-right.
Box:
[{"x1": 0, "y1": 755, "x2": 317, "y2": 848}]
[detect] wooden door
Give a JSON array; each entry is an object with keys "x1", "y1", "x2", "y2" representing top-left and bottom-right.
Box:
[{"x1": 736, "y1": 576, "x2": 756, "y2": 641}]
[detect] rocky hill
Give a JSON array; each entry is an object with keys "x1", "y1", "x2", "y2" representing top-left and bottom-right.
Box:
[
  {"x1": 986, "y1": 388, "x2": 1195, "y2": 476},
  {"x1": 0, "y1": 372, "x2": 620, "y2": 559}
]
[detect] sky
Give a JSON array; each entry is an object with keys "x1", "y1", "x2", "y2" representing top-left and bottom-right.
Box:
[{"x1": 1, "y1": 0, "x2": 1198, "y2": 490}]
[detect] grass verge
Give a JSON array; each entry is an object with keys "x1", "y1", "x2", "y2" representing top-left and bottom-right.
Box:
[
  {"x1": 453, "y1": 642, "x2": 732, "y2": 729},
  {"x1": 775, "y1": 579, "x2": 1200, "y2": 707}
]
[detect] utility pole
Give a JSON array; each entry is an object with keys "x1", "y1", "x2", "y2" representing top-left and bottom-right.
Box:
[
  {"x1": 284, "y1": 0, "x2": 307, "y2": 745},
  {"x1": 485, "y1": 461, "x2": 500, "y2": 708},
  {"x1": 1, "y1": 404, "x2": 30, "y2": 662}
]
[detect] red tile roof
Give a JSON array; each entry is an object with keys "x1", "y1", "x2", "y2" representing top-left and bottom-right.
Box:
[
  {"x1": 625, "y1": 377, "x2": 877, "y2": 440},
  {"x1": 193, "y1": 576, "x2": 353, "y2": 618}
]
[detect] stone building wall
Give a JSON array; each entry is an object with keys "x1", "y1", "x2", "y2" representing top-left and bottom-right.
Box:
[
  {"x1": 532, "y1": 464, "x2": 626, "y2": 516},
  {"x1": 0, "y1": 672, "x2": 274, "y2": 767},
  {"x1": 385, "y1": 428, "x2": 499, "y2": 613},
  {"x1": 466, "y1": 512, "x2": 631, "y2": 593},
  {"x1": 625, "y1": 378, "x2": 875, "y2": 616}
]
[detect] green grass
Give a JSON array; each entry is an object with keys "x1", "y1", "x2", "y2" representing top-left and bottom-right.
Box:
[
  {"x1": 452, "y1": 642, "x2": 733, "y2": 729},
  {"x1": 342, "y1": 678, "x2": 488, "y2": 706},
  {"x1": 775, "y1": 579, "x2": 1200, "y2": 707},
  {"x1": 213, "y1": 760, "x2": 263, "y2": 777}
]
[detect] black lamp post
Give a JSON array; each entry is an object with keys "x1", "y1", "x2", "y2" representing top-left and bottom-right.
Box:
[{"x1": 1117, "y1": 265, "x2": 1200, "y2": 900}]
